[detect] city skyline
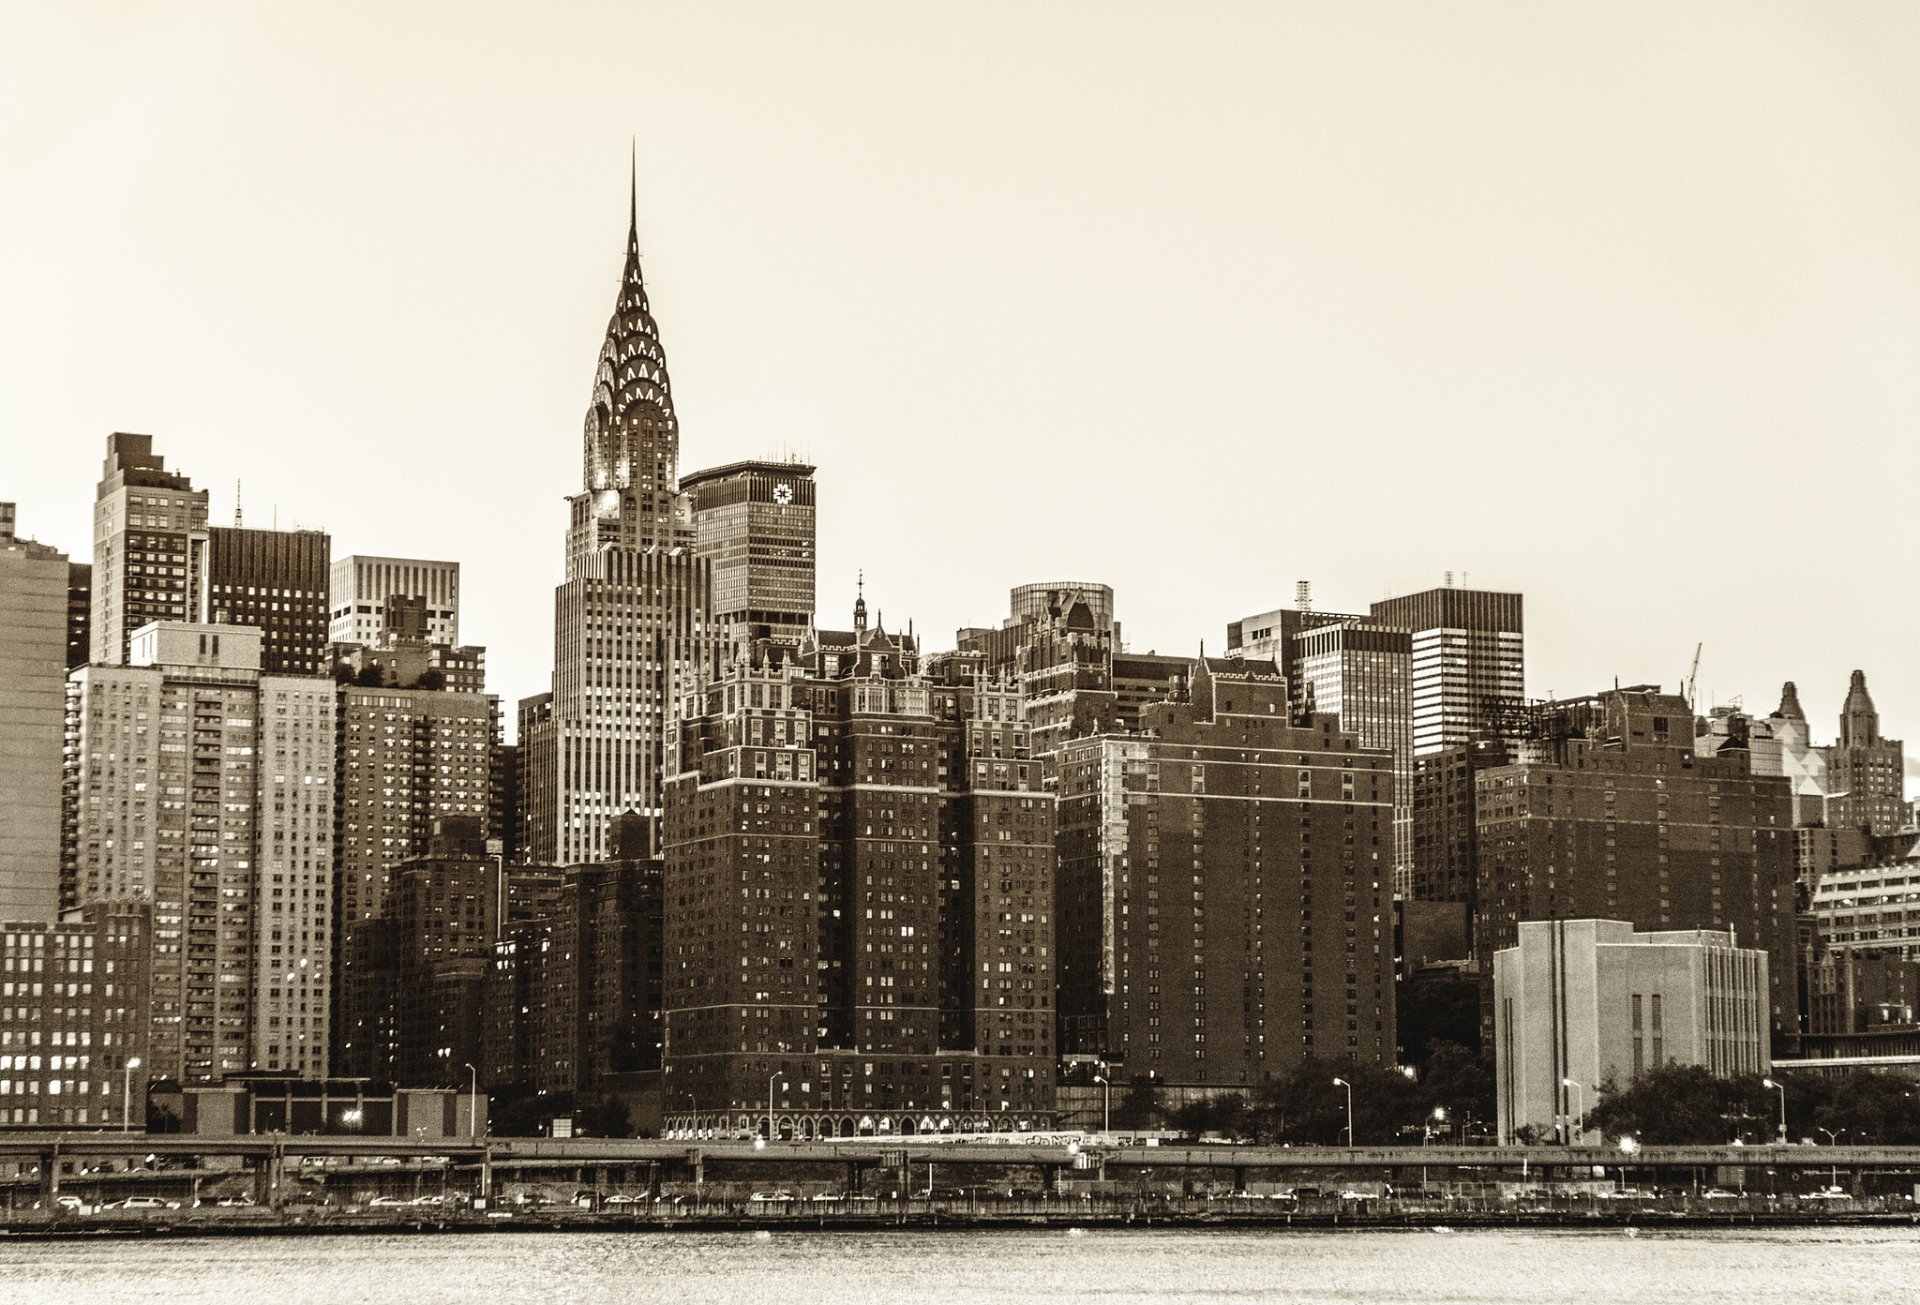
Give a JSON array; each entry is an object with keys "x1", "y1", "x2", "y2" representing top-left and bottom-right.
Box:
[{"x1": 6, "y1": 5, "x2": 1919, "y2": 774}]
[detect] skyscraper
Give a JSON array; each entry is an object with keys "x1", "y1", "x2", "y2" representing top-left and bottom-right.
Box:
[
  {"x1": 89, "y1": 433, "x2": 209, "y2": 666},
  {"x1": 1369, "y1": 584, "x2": 1524, "y2": 758},
  {"x1": 682, "y1": 459, "x2": 817, "y2": 659},
  {"x1": 0, "y1": 502, "x2": 68, "y2": 922},
  {"x1": 521, "y1": 174, "x2": 713, "y2": 864},
  {"x1": 202, "y1": 524, "x2": 332, "y2": 675}
]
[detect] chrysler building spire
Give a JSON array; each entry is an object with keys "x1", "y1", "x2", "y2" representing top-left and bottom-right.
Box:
[{"x1": 582, "y1": 154, "x2": 679, "y2": 510}]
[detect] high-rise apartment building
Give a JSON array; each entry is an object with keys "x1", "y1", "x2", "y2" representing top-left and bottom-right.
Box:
[
  {"x1": 1369, "y1": 585, "x2": 1524, "y2": 759},
  {"x1": 483, "y1": 817, "x2": 663, "y2": 1100},
  {"x1": 333, "y1": 679, "x2": 499, "y2": 934},
  {"x1": 1227, "y1": 601, "x2": 1414, "y2": 893},
  {"x1": 89, "y1": 433, "x2": 209, "y2": 666},
  {"x1": 1054, "y1": 661, "x2": 1397, "y2": 1083},
  {"x1": 0, "y1": 503, "x2": 69, "y2": 922},
  {"x1": 521, "y1": 179, "x2": 713, "y2": 865},
  {"x1": 202, "y1": 525, "x2": 332, "y2": 675},
  {"x1": 69, "y1": 622, "x2": 334, "y2": 1081},
  {"x1": 661, "y1": 628, "x2": 1056, "y2": 1138},
  {"x1": 0, "y1": 903, "x2": 152, "y2": 1127},
  {"x1": 331, "y1": 671, "x2": 500, "y2": 1066},
  {"x1": 338, "y1": 819, "x2": 500, "y2": 1085},
  {"x1": 683, "y1": 460, "x2": 816, "y2": 659},
  {"x1": 329, "y1": 556, "x2": 461, "y2": 647},
  {"x1": 1474, "y1": 688, "x2": 1798, "y2": 1045}
]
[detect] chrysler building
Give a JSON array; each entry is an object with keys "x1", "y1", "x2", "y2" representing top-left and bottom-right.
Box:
[{"x1": 520, "y1": 169, "x2": 714, "y2": 863}]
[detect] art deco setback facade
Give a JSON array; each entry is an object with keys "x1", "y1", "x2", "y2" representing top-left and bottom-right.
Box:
[
  {"x1": 1494, "y1": 918, "x2": 1769, "y2": 1144},
  {"x1": 1474, "y1": 688, "x2": 1798, "y2": 1045},
  {"x1": 1830, "y1": 669, "x2": 1906, "y2": 836},
  {"x1": 69, "y1": 623, "x2": 334, "y2": 1081},
  {"x1": 0, "y1": 503, "x2": 69, "y2": 922},
  {"x1": 1054, "y1": 661, "x2": 1397, "y2": 1084},
  {"x1": 662, "y1": 625, "x2": 1055, "y2": 1139}
]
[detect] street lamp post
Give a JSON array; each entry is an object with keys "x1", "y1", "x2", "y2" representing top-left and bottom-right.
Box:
[
  {"x1": 1332, "y1": 1077, "x2": 1353, "y2": 1147},
  {"x1": 1092, "y1": 1074, "x2": 1111, "y2": 1136},
  {"x1": 121, "y1": 1056, "x2": 142, "y2": 1134},
  {"x1": 767, "y1": 1073, "x2": 784, "y2": 1142},
  {"x1": 1817, "y1": 1126, "x2": 1845, "y2": 1188},
  {"x1": 1422, "y1": 1107, "x2": 1448, "y2": 1193},
  {"x1": 463, "y1": 1062, "x2": 480, "y2": 1139},
  {"x1": 1761, "y1": 1078, "x2": 1787, "y2": 1144},
  {"x1": 1562, "y1": 1078, "x2": 1586, "y2": 1145}
]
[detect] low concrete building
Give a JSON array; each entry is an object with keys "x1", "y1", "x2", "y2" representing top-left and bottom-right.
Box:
[
  {"x1": 1494, "y1": 918, "x2": 1769, "y2": 1143},
  {"x1": 176, "y1": 1073, "x2": 481, "y2": 1138}
]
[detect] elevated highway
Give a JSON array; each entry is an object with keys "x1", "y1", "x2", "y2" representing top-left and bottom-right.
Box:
[{"x1": 5, "y1": 1132, "x2": 1920, "y2": 1178}]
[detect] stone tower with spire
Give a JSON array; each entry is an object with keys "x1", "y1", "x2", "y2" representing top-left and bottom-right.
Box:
[
  {"x1": 520, "y1": 165, "x2": 714, "y2": 863},
  {"x1": 1830, "y1": 669, "x2": 1906, "y2": 835}
]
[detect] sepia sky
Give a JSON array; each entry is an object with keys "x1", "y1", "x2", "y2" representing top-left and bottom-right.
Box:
[{"x1": 4, "y1": 3, "x2": 1919, "y2": 768}]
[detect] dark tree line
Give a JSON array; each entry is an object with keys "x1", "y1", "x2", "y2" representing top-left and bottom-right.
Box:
[
  {"x1": 1149, "y1": 1043, "x2": 1496, "y2": 1145},
  {"x1": 1581, "y1": 1064, "x2": 1920, "y2": 1146}
]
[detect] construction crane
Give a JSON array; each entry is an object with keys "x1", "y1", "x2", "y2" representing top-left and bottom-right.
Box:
[{"x1": 1685, "y1": 642, "x2": 1702, "y2": 714}]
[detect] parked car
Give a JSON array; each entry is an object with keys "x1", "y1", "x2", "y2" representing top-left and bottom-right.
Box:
[
  {"x1": 605, "y1": 1193, "x2": 645, "y2": 1205},
  {"x1": 113, "y1": 1196, "x2": 181, "y2": 1210}
]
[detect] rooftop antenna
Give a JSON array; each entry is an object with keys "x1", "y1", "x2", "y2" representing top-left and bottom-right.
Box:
[
  {"x1": 1295, "y1": 580, "x2": 1311, "y2": 613},
  {"x1": 1444, "y1": 570, "x2": 1453, "y2": 587},
  {"x1": 234, "y1": 480, "x2": 243, "y2": 528}
]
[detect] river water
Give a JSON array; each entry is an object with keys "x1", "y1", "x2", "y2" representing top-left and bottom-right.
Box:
[{"x1": 1, "y1": 1227, "x2": 1914, "y2": 1305}]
